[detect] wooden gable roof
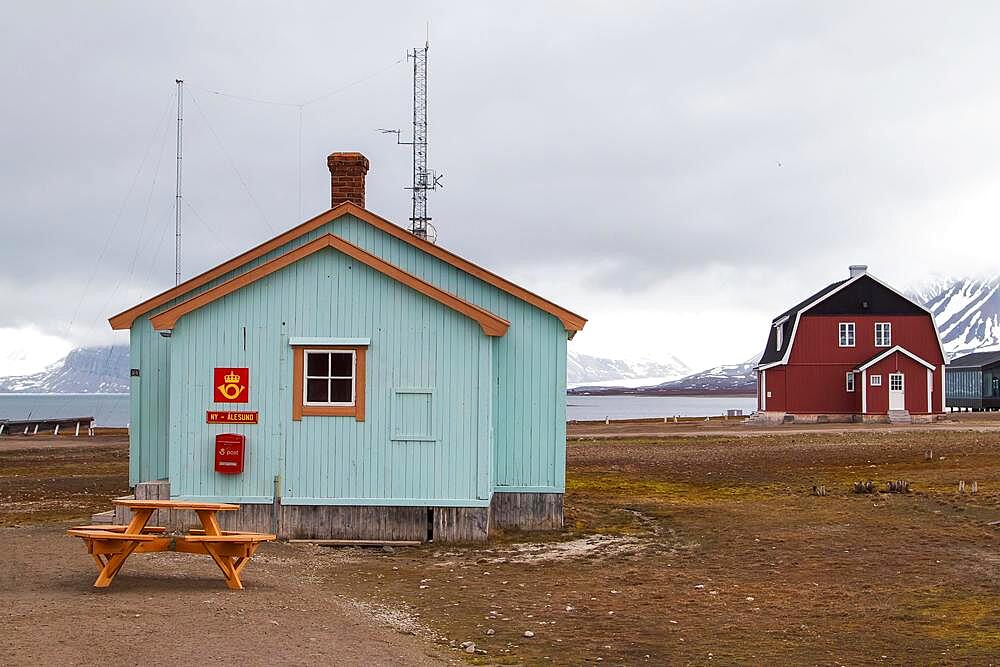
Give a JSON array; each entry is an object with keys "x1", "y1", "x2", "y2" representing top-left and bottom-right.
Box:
[
  {"x1": 110, "y1": 202, "x2": 586, "y2": 333},
  {"x1": 148, "y1": 234, "x2": 510, "y2": 337}
]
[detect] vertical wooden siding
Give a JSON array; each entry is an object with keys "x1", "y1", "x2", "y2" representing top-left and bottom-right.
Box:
[
  {"x1": 168, "y1": 248, "x2": 489, "y2": 504},
  {"x1": 129, "y1": 213, "x2": 566, "y2": 494},
  {"x1": 128, "y1": 223, "x2": 356, "y2": 485},
  {"x1": 333, "y1": 216, "x2": 566, "y2": 492},
  {"x1": 128, "y1": 319, "x2": 171, "y2": 485}
]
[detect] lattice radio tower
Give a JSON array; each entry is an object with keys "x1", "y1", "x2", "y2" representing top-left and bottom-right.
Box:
[{"x1": 380, "y1": 39, "x2": 443, "y2": 242}]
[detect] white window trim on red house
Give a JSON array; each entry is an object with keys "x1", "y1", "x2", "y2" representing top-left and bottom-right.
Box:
[
  {"x1": 756, "y1": 272, "x2": 947, "y2": 372},
  {"x1": 875, "y1": 322, "x2": 892, "y2": 347},
  {"x1": 839, "y1": 322, "x2": 856, "y2": 347}
]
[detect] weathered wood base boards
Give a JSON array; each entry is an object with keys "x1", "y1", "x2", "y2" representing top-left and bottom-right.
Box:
[
  {"x1": 490, "y1": 492, "x2": 564, "y2": 531},
  {"x1": 123, "y1": 482, "x2": 564, "y2": 543}
]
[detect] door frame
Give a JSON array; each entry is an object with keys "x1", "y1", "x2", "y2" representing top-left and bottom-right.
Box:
[{"x1": 888, "y1": 372, "x2": 905, "y2": 411}]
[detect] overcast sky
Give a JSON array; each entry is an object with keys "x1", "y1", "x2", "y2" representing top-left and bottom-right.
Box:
[{"x1": 2, "y1": 1, "x2": 1000, "y2": 375}]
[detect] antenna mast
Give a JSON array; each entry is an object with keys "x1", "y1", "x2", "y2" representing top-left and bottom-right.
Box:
[
  {"x1": 379, "y1": 39, "x2": 443, "y2": 243},
  {"x1": 174, "y1": 79, "x2": 184, "y2": 285}
]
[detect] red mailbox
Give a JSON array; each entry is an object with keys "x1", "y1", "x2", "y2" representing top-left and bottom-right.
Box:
[{"x1": 214, "y1": 433, "x2": 245, "y2": 474}]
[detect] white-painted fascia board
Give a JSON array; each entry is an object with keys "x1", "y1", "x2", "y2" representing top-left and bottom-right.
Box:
[
  {"x1": 763, "y1": 271, "x2": 946, "y2": 371},
  {"x1": 854, "y1": 345, "x2": 936, "y2": 372}
]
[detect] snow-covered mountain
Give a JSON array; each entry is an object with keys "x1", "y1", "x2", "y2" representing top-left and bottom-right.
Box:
[
  {"x1": 569, "y1": 354, "x2": 759, "y2": 395},
  {"x1": 13, "y1": 278, "x2": 998, "y2": 396},
  {"x1": 567, "y1": 350, "x2": 691, "y2": 387},
  {"x1": 646, "y1": 353, "x2": 760, "y2": 394},
  {"x1": 0, "y1": 345, "x2": 129, "y2": 393},
  {"x1": 911, "y1": 276, "x2": 1000, "y2": 358}
]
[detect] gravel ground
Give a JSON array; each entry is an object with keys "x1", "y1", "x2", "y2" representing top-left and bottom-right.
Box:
[{"x1": 3, "y1": 426, "x2": 1000, "y2": 664}]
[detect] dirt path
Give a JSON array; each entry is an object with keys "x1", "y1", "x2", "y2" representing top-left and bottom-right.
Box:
[
  {"x1": 0, "y1": 434, "x2": 126, "y2": 452},
  {"x1": 3, "y1": 429, "x2": 1000, "y2": 663},
  {"x1": 0, "y1": 524, "x2": 450, "y2": 666}
]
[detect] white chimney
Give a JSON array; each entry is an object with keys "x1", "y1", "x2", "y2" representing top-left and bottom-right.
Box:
[{"x1": 849, "y1": 264, "x2": 868, "y2": 278}]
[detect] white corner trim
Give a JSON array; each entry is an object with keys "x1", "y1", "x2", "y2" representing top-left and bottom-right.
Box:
[
  {"x1": 854, "y1": 345, "x2": 935, "y2": 372},
  {"x1": 861, "y1": 369, "x2": 868, "y2": 413},
  {"x1": 927, "y1": 367, "x2": 933, "y2": 413},
  {"x1": 760, "y1": 369, "x2": 767, "y2": 411}
]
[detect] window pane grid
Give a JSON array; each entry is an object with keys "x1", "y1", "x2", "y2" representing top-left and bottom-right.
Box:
[
  {"x1": 875, "y1": 322, "x2": 891, "y2": 347},
  {"x1": 303, "y1": 350, "x2": 355, "y2": 406},
  {"x1": 839, "y1": 322, "x2": 855, "y2": 347}
]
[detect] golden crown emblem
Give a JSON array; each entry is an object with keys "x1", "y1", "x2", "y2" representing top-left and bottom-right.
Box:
[{"x1": 223, "y1": 371, "x2": 241, "y2": 384}]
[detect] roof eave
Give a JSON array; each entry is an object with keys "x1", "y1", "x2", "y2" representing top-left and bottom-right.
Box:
[
  {"x1": 110, "y1": 202, "x2": 585, "y2": 333},
  {"x1": 148, "y1": 234, "x2": 511, "y2": 338}
]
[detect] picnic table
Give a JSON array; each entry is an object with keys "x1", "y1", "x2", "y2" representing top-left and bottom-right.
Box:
[{"x1": 67, "y1": 499, "x2": 275, "y2": 590}]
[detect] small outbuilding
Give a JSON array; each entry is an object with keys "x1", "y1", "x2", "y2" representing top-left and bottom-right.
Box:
[
  {"x1": 109, "y1": 151, "x2": 586, "y2": 542},
  {"x1": 755, "y1": 265, "x2": 946, "y2": 423},
  {"x1": 945, "y1": 351, "x2": 1000, "y2": 411}
]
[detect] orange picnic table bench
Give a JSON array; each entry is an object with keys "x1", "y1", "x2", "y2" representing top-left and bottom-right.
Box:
[{"x1": 67, "y1": 499, "x2": 275, "y2": 590}]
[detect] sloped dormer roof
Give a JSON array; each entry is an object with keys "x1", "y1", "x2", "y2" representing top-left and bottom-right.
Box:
[{"x1": 759, "y1": 279, "x2": 850, "y2": 365}]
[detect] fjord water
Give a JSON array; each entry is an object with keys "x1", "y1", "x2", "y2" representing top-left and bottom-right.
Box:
[
  {"x1": 0, "y1": 393, "x2": 757, "y2": 427},
  {"x1": 566, "y1": 394, "x2": 757, "y2": 421},
  {"x1": 0, "y1": 394, "x2": 130, "y2": 427}
]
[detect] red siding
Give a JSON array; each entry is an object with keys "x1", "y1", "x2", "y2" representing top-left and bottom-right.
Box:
[
  {"x1": 789, "y1": 315, "x2": 943, "y2": 366},
  {"x1": 784, "y1": 364, "x2": 860, "y2": 414},
  {"x1": 760, "y1": 367, "x2": 787, "y2": 412},
  {"x1": 770, "y1": 313, "x2": 944, "y2": 415},
  {"x1": 863, "y1": 353, "x2": 936, "y2": 414}
]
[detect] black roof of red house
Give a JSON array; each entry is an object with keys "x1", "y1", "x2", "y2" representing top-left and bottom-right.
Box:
[{"x1": 759, "y1": 272, "x2": 933, "y2": 366}]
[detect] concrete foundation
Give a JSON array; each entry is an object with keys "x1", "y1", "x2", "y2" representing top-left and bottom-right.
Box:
[{"x1": 752, "y1": 411, "x2": 940, "y2": 425}]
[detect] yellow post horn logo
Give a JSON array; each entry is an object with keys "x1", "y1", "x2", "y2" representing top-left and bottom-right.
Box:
[{"x1": 217, "y1": 371, "x2": 246, "y2": 401}]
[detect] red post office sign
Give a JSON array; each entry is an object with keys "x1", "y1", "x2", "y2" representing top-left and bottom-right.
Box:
[
  {"x1": 214, "y1": 367, "x2": 249, "y2": 403},
  {"x1": 206, "y1": 411, "x2": 258, "y2": 424}
]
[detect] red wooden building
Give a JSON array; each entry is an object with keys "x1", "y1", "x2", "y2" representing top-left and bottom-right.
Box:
[{"x1": 756, "y1": 265, "x2": 946, "y2": 423}]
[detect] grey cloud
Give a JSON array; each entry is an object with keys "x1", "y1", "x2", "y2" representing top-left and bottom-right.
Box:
[{"x1": 2, "y1": 1, "x2": 999, "y2": 352}]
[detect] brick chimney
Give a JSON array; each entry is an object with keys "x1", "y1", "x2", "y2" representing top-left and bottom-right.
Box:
[{"x1": 327, "y1": 152, "x2": 370, "y2": 208}]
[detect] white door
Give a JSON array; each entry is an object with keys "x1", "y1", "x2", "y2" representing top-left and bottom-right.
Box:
[{"x1": 889, "y1": 373, "x2": 905, "y2": 410}]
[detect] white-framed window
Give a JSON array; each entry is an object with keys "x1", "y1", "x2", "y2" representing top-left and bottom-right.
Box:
[
  {"x1": 875, "y1": 322, "x2": 891, "y2": 347},
  {"x1": 839, "y1": 322, "x2": 856, "y2": 347},
  {"x1": 846, "y1": 372, "x2": 855, "y2": 392},
  {"x1": 870, "y1": 374, "x2": 882, "y2": 387},
  {"x1": 303, "y1": 349, "x2": 356, "y2": 406},
  {"x1": 889, "y1": 373, "x2": 904, "y2": 392},
  {"x1": 775, "y1": 324, "x2": 783, "y2": 350}
]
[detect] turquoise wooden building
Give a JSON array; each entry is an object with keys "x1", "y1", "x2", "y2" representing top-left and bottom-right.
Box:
[{"x1": 109, "y1": 152, "x2": 586, "y2": 541}]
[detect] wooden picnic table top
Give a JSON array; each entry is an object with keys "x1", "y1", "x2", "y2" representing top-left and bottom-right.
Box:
[
  {"x1": 112, "y1": 499, "x2": 239, "y2": 511},
  {"x1": 72, "y1": 498, "x2": 270, "y2": 590}
]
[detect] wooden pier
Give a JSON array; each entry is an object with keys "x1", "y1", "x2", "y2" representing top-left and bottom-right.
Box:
[{"x1": 0, "y1": 416, "x2": 95, "y2": 436}]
